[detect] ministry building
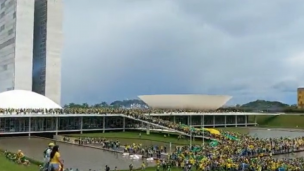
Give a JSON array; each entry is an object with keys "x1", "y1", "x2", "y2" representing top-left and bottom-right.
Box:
[{"x1": 0, "y1": 0, "x2": 62, "y2": 105}]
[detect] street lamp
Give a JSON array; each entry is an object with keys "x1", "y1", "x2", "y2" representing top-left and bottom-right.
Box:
[{"x1": 189, "y1": 115, "x2": 192, "y2": 148}]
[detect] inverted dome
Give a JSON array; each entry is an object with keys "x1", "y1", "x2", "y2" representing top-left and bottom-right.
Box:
[
  {"x1": 0, "y1": 90, "x2": 61, "y2": 109},
  {"x1": 138, "y1": 94, "x2": 232, "y2": 110}
]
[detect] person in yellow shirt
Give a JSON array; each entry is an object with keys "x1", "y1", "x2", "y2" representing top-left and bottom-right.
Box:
[
  {"x1": 17, "y1": 150, "x2": 29, "y2": 165},
  {"x1": 48, "y1": 145, "x2": 63, "y2": 171}
]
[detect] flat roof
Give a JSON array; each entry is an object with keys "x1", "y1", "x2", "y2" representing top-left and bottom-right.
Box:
[{"x1": 0, "y1": 112, "x2": 291, "y2": 118}]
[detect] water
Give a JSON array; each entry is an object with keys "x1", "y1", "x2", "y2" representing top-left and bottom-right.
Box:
[
  {"x1": 0, "y1": 137, "x2": 142, "y2": 170},
  {"x1": 1, "y1": 129, "x2": 304, "y2": 170}
]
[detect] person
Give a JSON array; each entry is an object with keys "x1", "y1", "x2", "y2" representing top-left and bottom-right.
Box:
[
  {"x1": 43, "y1": 143, "x2": 55, "y2": 171},
  {"x1": 49, "y1": 145, "x2": 63, "y2": 171},
  {"x1": 105, "y1": 165, "x2": 110, "y2": 171},
  {"x1": 17, "y1": 150, "x2": 29, "y2": 165}
]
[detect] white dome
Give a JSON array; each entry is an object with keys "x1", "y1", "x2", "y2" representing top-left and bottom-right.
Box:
[
  {"x1": 138, "y1": 94, "x2": 232, "y2": 110},
  {"x1": 0, "y1": 90, "x2": 61, "y2": 109}
]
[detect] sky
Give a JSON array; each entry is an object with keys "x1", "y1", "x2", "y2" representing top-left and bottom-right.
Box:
[{"x1": 61, "y1": 0, "x2": 304, "y2": 105}]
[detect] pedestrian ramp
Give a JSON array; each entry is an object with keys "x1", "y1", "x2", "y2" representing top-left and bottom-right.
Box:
[
  {"x1": 123, "y1": 115, "x2": 187, "y2": 135},
  {"x1": 122, "y1": 115, "x2": 213, "y2": 140}
]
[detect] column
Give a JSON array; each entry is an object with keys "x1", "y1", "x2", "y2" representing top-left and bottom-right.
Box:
[
  {"x1": 187, "y1": 116, "x2": 190, "y2": 125},
  {"x1": 146, "y1": 123, "x2": 150, "y2": 135},
  {"x1": 245, "y1": 115, "x2": 247, "y2": 127},
  {"x1": 103, "y1": 115, "x2": 106, "y2": 133},
  {"x1": 173, "y1": 116, "x2": 176, "y2": 124},
  {"x1": 55, "y1": 117, "x2": 59, "y2": 136},
  {"x1": 213, "y1": 115, "x2": 215, "y2": 128},
  {"x1": 19, "y1": 119, "x2": 22, "y2": 132},
  {"x1": 235, "y1": 115, "x2": 238, "y2": 127},
  {"x1": 28, "y1": 117, "x2": 31, "y2": 137},
  {"x1": 80, "y1": 117, "x2": 83, "y2": 134},
  {"x1": 201, "y1": 115, "x2": 204, "y2": 128},
  {"x1": 147, "y1": 113, "x2": 150, "y2": 135},
  {"x1": 254, "y1": 115, "x2": 257, "y2": 126},
  {"x1": 41, "y1": 118, "x2": 44, "y2": 131},
  {"x1": 123, "y1": 117, "x2": 125, "y2": 132},
  {"x1": 224, "y1": 115, "x2": 227, "y2": 127}
]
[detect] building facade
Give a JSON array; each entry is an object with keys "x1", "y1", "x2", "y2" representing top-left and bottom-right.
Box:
[
  {"x1": 0, "y1": 0, "x2": 62, "y2": 105},
  {"x1": 298, "y1": 88, "x2": 304, "y2": 109},
  {"x1": 0, "y1": 0, "x2": 34, "y2": 92}
]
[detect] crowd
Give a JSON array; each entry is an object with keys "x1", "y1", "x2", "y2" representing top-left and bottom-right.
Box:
[
  {"x1": 163, "y1": 134, "x2": 304, "y2": 170},
  {"x1": 58, "y1": 131, "x2": 304, "y2": 171},
  {"x1": 0, "y1": 107, "x2": 245, "y2": 139},
  {"x1": 63, "y1": 137, "x2": 121, "y2": 150},
  {"x1": 4, "y1": 132, "x2": 304, "y2": 170},
  {"x1": 0, "y1": 107, "x2": 250, "y2": 115}
]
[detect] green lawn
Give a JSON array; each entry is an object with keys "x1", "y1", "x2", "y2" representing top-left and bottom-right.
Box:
[
  {"x1": 218, "y1": 127, "x2": 250, "y2": 134},
  {"x1": 0, "y1": 153, "x2": 39, "y2": 171},
  {"x1": 66, "y1": 131, "x2": 208, "y2": 146},
  {"x1": 256, "y1": 115, "x2": 304, "y2": 129}
]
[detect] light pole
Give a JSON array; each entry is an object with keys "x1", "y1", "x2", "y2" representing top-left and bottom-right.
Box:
[
  {"x1": 189, "y1": 115, "x2": 192, "y2": 148},
  {"x1": 202, "y1": 114, "x2": 205, "y2": 147},
  {"x1": 147, "y1": 111, "x2": 150, "y2": 135}
]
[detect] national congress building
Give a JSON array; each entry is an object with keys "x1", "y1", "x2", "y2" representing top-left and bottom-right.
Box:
[{"x1": 0, "y1": 0, "x2": 62, "y2": 104}]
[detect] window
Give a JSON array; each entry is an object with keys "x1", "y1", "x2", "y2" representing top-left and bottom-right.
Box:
[
  {"x1": 3, "y1": 64, "x2": 7, "y2": 70},
  {"x1": 13, "y1": 12, "x2": 16, "y2": 19},
  {"x1": 0, "y1": 12, "x2": 5, "y2": 19},
  {"x1": 1, "y1": 2, "x2": 5, "y2": 9},
  {"x1": 8, "y1": 28, "x2": 13, "y2": 35},
  {"x1": 0, "y1": 24, "x2": 4, "y2": 32},
  {"x1": 7, "y1": 87, "x2": 14, "y2": 91},
  {"x1": 0, "y1": 37, "x2": 15, "y2": 50}
]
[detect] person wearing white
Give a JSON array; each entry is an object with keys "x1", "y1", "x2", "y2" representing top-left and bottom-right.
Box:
[{"x1": 43, "y1": 143, "x2": 55, "y2": 171}]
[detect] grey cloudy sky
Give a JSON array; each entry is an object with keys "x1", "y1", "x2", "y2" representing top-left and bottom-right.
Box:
[{"x1": 61, "y1": 0, "x2": 304, "y2": 105}]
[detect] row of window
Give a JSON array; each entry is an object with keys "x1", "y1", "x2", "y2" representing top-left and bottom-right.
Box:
[
  {"x1": 0, "y1": 10, "x2": 15, "y2": 20},
  {"x1": 1, "y1": 0, "x2": 15, "y2": 10},
  {"x1": 0, "y1": 24, "x2": 14, "y2": 36},
  {"x1": 0, "y1": 37, "x2": 14, "y2": 50}
]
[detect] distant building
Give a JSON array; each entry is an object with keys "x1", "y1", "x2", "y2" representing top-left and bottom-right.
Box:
[{"x1": 298, "y1": 88, "x2": 304, "y2": 109}]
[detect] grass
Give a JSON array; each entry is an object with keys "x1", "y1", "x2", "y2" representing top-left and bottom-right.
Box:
[
  {"x1": 66, "y1": 131, "x2": 209, "y2": 146},
  {"x1": 218, "y1": 127, "x2": 250, "y2": 134},
  {"x1": 65, "y1": 128, "x2": 250, "y2": 146},
  {"x1": 256, "y1": 115, "x2": 304, "y2": 129},
  {"x1": 0, "y1": 153, "x2": 38, "y2": 171}
]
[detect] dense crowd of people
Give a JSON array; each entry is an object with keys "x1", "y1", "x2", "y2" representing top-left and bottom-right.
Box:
[
  {"x1": 58, "y1": 131, "x2": 304, "y2": 171},
  {"x1": 0, "y1": 107, "x2": 246, "y2": 139},
  {"x1": 3, "y1": 131, "x2": 304, "y2": 170},
  {"x1": 2, "y1": 107, "x2": 304, "y2": 170},
  {"x1": 63, "y1": 137, "x2": 121, "y2": 150},
  {"x1": 0, "y1": 107, "x2": 250, "y2": 115}
]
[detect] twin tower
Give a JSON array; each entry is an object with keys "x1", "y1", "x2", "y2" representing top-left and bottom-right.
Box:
[{"x1": 0, "y1": 0, "x2": 62, "y2": 105}]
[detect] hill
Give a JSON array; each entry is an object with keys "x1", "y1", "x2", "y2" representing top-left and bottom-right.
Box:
[{"x1": 240, "y1": 100, "x2": 289, "y2": 111}]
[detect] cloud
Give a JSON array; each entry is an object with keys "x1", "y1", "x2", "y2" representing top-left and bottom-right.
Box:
[{"x1": 61, "y1": 0, "x2": 304, "y2": 105}]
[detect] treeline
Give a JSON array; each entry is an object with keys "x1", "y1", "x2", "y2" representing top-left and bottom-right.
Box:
[
  {"x1": 63, "y1": 99, "x2": 304, "y2": 113},
  {"x1": 219, "y1": 107, "x2": 304, "y2": 113},
  {"x1": 63, "y1": 99, "x2": 146, "y2": 108}
]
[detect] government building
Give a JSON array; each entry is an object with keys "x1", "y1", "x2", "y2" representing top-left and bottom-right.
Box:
[
  {"x1": 0, "y1": 91, "x2": 258, "y2": 136},
  {"x1": 0, "y1": 0, "x2": 62, "y2": 105}
]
